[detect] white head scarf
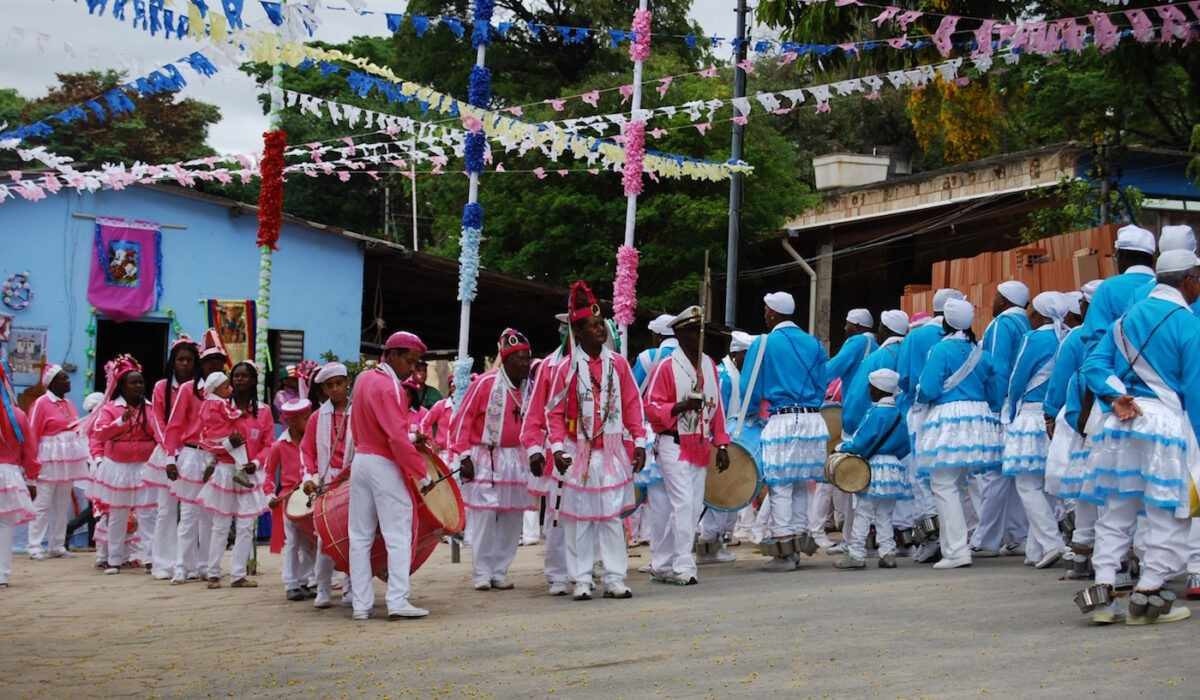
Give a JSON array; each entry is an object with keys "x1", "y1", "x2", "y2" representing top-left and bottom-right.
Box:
[
  {"x1": 846, "y1": 308, "x2": 873, "y2": 328},
  {"x1": 1116, "y1": 224, "x2": 1156, "y2": 255},
  {"x1": 763, "y1": 291, "x2": 795, "y2": 315},
  {"x1": 1080, "y1": 279, "x2": 1101, "y2": 302},
  {"x1": 1064, "y1": 291, "x2": 1083, "y2": 317},
  {"x1": 648, "y1": 314, "x2": 676, "y2": 337},
  {"x1": 314, "y1": 362, "x2": 348, "y2": 384},
  {"x1": 932, "y1": 288, "x2": 965, "y2": 313},
  {"x1": 1156, "y1": 249, "x2": 1200, "y2": 275},
  {"x1": 868, "y1": 368, "x2": 900, "y2": 394},
  {"x1": 729, "y1": 331, "x2": 754, "y2": 353},
  {"x1": 997, "y1": 280, "x2": 1030, "y2": 308},
  {"x1": 1032, "y1": 291, "x2": 1070, "y2": 340},
  {"x1": 203, "y1": 372, "x2": 229, "y2": 396},
  {"x1": 1159, "y1": 225, "x2": 1196, "y2": 253},
  {"x1": 943, "y1": 298, "x2": 974, "y2": 331},
  {"x1": 880, "y1": 309, "x2": 909, "y2": 336}
]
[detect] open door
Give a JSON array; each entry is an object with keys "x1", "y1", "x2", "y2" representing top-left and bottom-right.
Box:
[{"x1": 94, "y1": 319, "x2": 168, "y2": 394}]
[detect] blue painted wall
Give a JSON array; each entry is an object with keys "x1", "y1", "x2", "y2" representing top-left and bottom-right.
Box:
[{"x1": 0, "y1": 185, "x2": 363, "y2": 408}]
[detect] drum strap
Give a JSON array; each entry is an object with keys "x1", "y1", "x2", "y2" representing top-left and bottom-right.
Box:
[{"x1": 860, "y1": 412, "x2": 903, "y2": 461}]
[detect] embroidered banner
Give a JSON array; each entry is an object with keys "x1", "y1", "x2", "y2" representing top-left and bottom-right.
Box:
[
  {"x1": 87, "y1": 218, "x2": 162, "y2": 321},
  {"x1": 206, "y1": 299, "x2": 257, "y2": 366}
]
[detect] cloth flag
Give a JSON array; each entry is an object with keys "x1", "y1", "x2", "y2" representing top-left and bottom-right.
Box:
[{"x1": 87, "y1": 218, "x2": 162, "y2": 322}]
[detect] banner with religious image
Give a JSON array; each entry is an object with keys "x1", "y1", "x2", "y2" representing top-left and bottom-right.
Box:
[
  {"x1": 206, "y1": 299, "x2": 257, "y2": 366},
  {"x1": 87, "y1": 218, "x2": 163, "y2": 322},
  {"x1": 7, "y1": 326, "x2": 47, "y2": 387}
]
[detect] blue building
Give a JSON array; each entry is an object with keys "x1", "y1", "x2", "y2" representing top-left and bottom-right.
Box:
[{"x1": 0, "y1": 184, "x2": 365, "y2": 406}]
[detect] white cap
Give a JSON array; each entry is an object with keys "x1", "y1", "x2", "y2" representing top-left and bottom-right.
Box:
[
  {"x1": 943, "y1": 298, "x2": 974, "y2": 331},
  {"x1": 669, "y1": 305, "x2": 703, "y2": 330},
  {"x1": 868, "y1": 368, "x2": 900, "y2": 394},
  {"x1": 1159, "y1": 225, "x2": 1196, "y2": 253},
  {"x1": 729, "y1": 331, "x2": 754, "y2": 353},
  {"x1": 880, "y1": 309, "x2": 909, "y2": 336},
  {"x1": 554, "y1": 312, "x2": 570, "y2": 324},
  {"x1": 1156, "y1": 249, "x2": 1200, "y2": 275},
  {"x1": 648, "y1": 314, "x2": 675, "y2": 337},
  {"x1": 846, "y1": 308, "x2": 873, "y2": 328},
  {"x1": 932, "y1": 288, "x2": 965, "y2": 312},
  {"x1": 1032, "y1": 291, "x2": 1069, "y2": 321},
  {"x1": 997, "y1": 280, "x2": 1030, "y2": 307},
  {"x1": 763, "y1": 291, "x2": 795, "y2": 315},
  {"x1": 1064, "y1": 291, "x2": 1083, "y2": 316},
  {"x1": 83, "y1": 392, "x2": 105, "y2": 412},
  {"x1": 314, "y1": 362, "x2": 348, "y2": 384},
  {"x1": 1116, "y1": 224, "x2": 1156, "y2": 255},
  {"x1": 203, "y1": 372, "x2": 230, "y2": 395},
  {"x1": 1081, "y1": 279, "x2": 1101, "y2": 301}
]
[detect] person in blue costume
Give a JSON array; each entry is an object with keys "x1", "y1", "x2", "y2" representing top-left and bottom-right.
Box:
[
  {"x1": 832, "y1": 368, "x2": 912, "y2": 570},
  {"x1": 696, "y1": 331, "x2": 759, "y2": 564},
  {"x1": 970, "y1": 280, "x2": 1033, "y2": 559},
  {"x1": 739, "y1": 292, "x2": 829, "y2": 572},
  {"x1": 914, "y1": 298, "x2": 1005, "y2": 570},
  {"x1": 898, "y1": 288, "x2": 963, "y2": 564},
  {"x1": 1043, "y1": 281, "x2": 1098, "y2": 580},
  {"x1": 1079, "y1": 224, "x2": 1158, "y2": 350},
  {"x1": 1075, "y1": 249, "x2": 1200, "y2": 626},
  {"x1": 1001, "y1": 292, "x2": 1072, "y2": 569},
  {"x1": 632, "y1": 314, "x2": 678, "y2": 392},
  {"x1": 810, "y1": 308, "x2": 879, "y2": 554}
]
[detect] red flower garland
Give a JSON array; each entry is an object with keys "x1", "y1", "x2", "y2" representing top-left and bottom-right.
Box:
[{"x1": 256, "y1": 129, "x2": 287, "y2": 250}]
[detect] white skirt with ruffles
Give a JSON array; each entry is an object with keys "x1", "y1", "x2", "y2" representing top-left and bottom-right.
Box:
[
  {"x1": 89, "y1": 458, "x2": 153, "y2": 510},
  {"x1": 463, "y1": 445, "x2": 536, "y2": 512},
  {"x1": 196, "y1": 463, "x2": 269, "y2": 519},
  {"x1": 916, "y1": 401, "x2": 1003, "y2": 477},
  {"x1": 1001, "y1": 404, "x2": 1051, "y2": 477},
  {"x1": 760, "y1": 412, "x2": 828, "y2": 486},
  {"x1": 34, "y1": 431, "x2": 90, "y2": 484},
  {"x1": 0, "y1": 463, "x2": 35, "y2": 525}
]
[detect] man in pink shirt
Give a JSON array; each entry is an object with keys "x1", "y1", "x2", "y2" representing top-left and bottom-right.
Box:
[
  {"x1": 543, "y1": 282, "x2": 647, "y2": 601},
  {"x1": 347, "y1": 331, "x2": 430, "y2": 620},
  {"x1": 301, "y1": 361, "x2": 354, "y2": 609},
  {"x1": 643, "y1": 306, "x2": 731, "y2": 586}
]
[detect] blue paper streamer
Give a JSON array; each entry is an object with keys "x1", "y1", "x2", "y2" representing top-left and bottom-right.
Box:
[
  {"x1": 223, "y1": 0, "x2": 245, "y2": 29},
  {"x1": 461, "y1": 202, "x2": 484, "y2": 231},
  {"x1": 457, "y1": 225, "x2": 482, "y2": 303},
  {"x1": 155, "y1": 229, "x2": 164, "y2": 309},
  {"x1": 386, "y1": 12, "x2": 404, "y2": 32},
  {"x1": 412, "y1": 14, "x2": 430, "y2": 36},
  {"x1": 467, "y1": 65, "x2": 491, "y2": 108},
  {"x1": 452, "y1": 357, "x2": 474, "y2": 405},
  {"x1": 261, "y1": 0, "x2": 283, "y2": 25},
  {"x1": 443, "y1": 17, "x2": 464, "y2": 38},
  {"x1": 464, "y1": 132, "x2": 485, "y2": 174}
]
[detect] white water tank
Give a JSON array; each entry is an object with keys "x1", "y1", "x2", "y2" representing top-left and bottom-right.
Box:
[{"x1": 812, "y1": 153, "x2": 891, "y2": 190}]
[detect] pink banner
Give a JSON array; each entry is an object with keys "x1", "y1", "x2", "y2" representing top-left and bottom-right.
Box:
[{"x1": 87, "y1": 218, "x2": 162, "y2": 322}]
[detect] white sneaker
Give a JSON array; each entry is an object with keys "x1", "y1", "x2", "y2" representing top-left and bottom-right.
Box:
[
  {"x1": 50, "y1": 550, "x2": 74, "y2": 558},
  {"x1": 1036, "y1": 549, "x2": 1065, "y2": 569},
  {"x1": 151, "y1": 571, "x2": 171, "y2": 581},
  {"x1": 812, "y1": 535, "x2": 835, "y2": 550},
  {"x1": 313, "y1": 591, "x2": 332, "y2": 609},
  {"x1": 762, "y1": 556, "x2": 797, "y2": 573},
  {"x1": 548, "y1": 582, "x2": 569, "y2": 596},
  {"x1": 104, "y1": 567, "x2": 120, "y2": 575},
  {"x1": 29, "y1": 552, "x2": 46, "y2": 561},
  {"x1": 825, "y1": 543, "x2": 847, "y2": 555},
  {"x1": 573, "y1": 582, "x2": 592, "y2": 601},
  {"x1": 714, "y1": 549, "x2": 737, "y2": 563},
  {"x1": 388, "y1": 602, "x2": 429, "y2": 619},
  {"x1": 340, "y1": 595, "x2": 353, "y2": 608},
  {"x1": 1000, "y1": 542, "x2": 1025, "y2": 557},
  {"x1": 473, "y1": 580, "x2": 492, "y2": 591},
  {"x1": 636, "y1": 564, "x2": 653, "y2": 574},
  {"x1": 932, "y1": 557, "x2": 972, "y2": 570},
  {"x1": 491, "y1": 577, "x2": 515, "y2": 590},
  {"x1": 352, "y1": 611, "x2": 370, "y2": 621},
  {"x1": 913, "y1": 541, "x2": 942, "y2": 563},
  {"x1": 519, "y1": 538, "x2": 540, "y2": 546},
  {"x1": 603, "y1": 582, "x2": 634, "y2": 598}
]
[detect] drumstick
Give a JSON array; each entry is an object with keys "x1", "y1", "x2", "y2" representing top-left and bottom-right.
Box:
[{"x1": 420, "y1": 467, "x2": 462, "y2": 494}]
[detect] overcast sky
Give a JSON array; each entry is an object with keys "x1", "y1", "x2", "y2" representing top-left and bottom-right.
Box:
[{"x1": 2, "y1": 0, "x2": 743, "y2": 154}]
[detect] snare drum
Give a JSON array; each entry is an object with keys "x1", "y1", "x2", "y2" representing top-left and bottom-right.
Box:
[
  {"x1": 284, "y1": 488, "x2": 317, "y2": 541},
  {"x1": 823, "y1": 452, "x2": 870, "y2": 494},
  {"x1": 704, "y1": 442, "x2": 762, "y2": 512}
]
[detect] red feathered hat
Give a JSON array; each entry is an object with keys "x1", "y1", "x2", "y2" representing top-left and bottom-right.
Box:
[
  {"x1": 199, "y1": 328, "x2": 230, "y2": 367},
  {"x1": 568, "y1": 281, "x2": 601, "y2": 324},
  {"x1": 498, "y1": 328, "x2": 531, "y2": 359}
]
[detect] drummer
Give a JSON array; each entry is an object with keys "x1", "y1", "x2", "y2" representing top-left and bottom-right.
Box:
[
  {"x1": 544, "y1": 281, "x2": 647, "y2": 601},
  {"x1": 346, "y1": 331, "x2": 431, "y2": 621},
  {"x1": 739, "y1": 291, "x2": 830, "y2": 572},
  {"x1": 812, "y1": 309, "x2": 878, "y2": 554},
  {"x1": 267, "y1": 398, "x2": 313, "y2": 601},
  {"x1": 832, "y1": 368, "x2": 911, "y2": 570},
  {"x1": 644, "y1": 306, "x2": 730, "y2": 585},
  {"x1": 696, "y1": 330, "x2": 756, "y2": 562},
  {"x1": 451, "y1": 328, "x2": 537, "y2": 591},
  {"x1": 301, "y1": 361, "x2": 355, "y2": 609}
]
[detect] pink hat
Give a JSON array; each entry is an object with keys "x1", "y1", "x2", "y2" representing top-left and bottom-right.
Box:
[
  {"x1": 385, "y1": 331, "x2": 427, "y2": 353},
  {"x1": 498, "y1": 328, "x2": 530, "y2": 359}
]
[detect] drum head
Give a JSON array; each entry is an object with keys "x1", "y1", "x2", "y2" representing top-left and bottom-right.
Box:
[
  {"x1": 285, "y1": 488, "x2": 313, "y2": 521},
  {"x1": 705, "y1": 442, "x2": 761, "y2": 511},
  {"x1": 827, "y1": 452, "x2": 870, "y2": 494},
  {"x1": 821, "y1": 406, "x2": 843, "y2": 456},
  {"x1": 420, "y1": 451, "x2": 465, "y2": 533}
]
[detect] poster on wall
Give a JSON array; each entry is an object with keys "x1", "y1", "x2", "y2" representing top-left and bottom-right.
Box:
[
  {"x1": 8, "y1": 326, "x2": 48, "y2": 386},
  {"x1": 87, "y1": 218, "x2": 163, "y2": 322},
  {"x1": 206, "y1": 299, "x2": 257, "y2": 366}
]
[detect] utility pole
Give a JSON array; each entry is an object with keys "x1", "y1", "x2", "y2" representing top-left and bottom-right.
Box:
[{"x1": 724, "y1": 0, "x2": 749, "y2": 327}]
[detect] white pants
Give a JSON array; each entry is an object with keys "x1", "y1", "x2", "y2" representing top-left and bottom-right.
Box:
[
  {"x1": 207, "y1": 514, "x2": 255, "y2": 580},
  {"x1": 0, "y1": 522, "x2": 11, "y2": 583},
  {"x1": 522, "y1": 510, "x2": 541, "y2": 543},
  {"x1": 699, "y1": 509, "x2": 737, "y2": 541},
  {"x1": 542, "y1": 491, "x2": 569, "y2": 584},
  {"x1": 971, "y1": 471, "x2": 1024, "y2": 550},
  {"x1": 282, "y1": 519, "x2": 316, "y2": 590},
  {"x1": 1188, "y1": 520, "x2": 1200, "y2": 576},
  {"x1": 564, "y1": 516, "x2": 625, "y2": 586},
  {"x1": 28, "y1": 482, "x2": 73, "y2": 555},
  {"x1": 175, "y1": 501, "x2": 212, "y2": 578},
  {"x1": 847, "y1": 498, "x2": 896, "y2": 560},
  {"x1": 314, "y1": 537, "x2": 337, "y2": 596},
  {"x1": 1094, "y1": 498, "x2": 1188, "y2": 591},
  {"x1": 152, "y1": 490, "x2": 179, "y2": 577},
  {"x1": 809, "y1": 482, "x2": 852, "y2": 544},
  {"x1": 136, "y1": 503, "x2": 157, "y2": 564},
  {"x1": 766, "y1": 481, "x2": 809, "y2": 540},
  {"x1": 107, "y1": 507, "x2": 131, "y2": 567},
  {"x1": 912, "y1": 474, "x2": 937, "y2": 518},
  {"x1": 349, "y1": 453, "x2": 414, "y2": 615},
  {"x1": 1014, "y1": 473, "x2": 1064, "y2": 560},
  {"x1": 930, "y1": 469, "x2": 970, "y2": 562},
  {"x1": 647, "y1": 448, "x2": 706, "y2": 578},
  {"x1": 468, "y1": 509, "x2": 523, "y2": 584},
  {"x1": 751, "y1": 494, "x2": 772, "y2": 543},
  {"x1": 1072, "y1": 501, "x2": 1098, "y2": 548}
]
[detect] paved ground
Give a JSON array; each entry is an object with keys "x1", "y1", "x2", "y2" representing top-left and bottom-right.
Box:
[{"x1": 1, "y1": 541, "x2": 1196, "y2": 699}]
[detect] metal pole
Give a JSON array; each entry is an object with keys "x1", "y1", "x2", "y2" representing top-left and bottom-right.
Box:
[
  {"x1": 618, "y1": 0, "x2": 649, "y2": 358},
  {"x1": 254, "y1": 9, "x2": 286, "y2": 401},
  {"x1": 724, "y1": 0, "x2": 748, "y2": 328},
  {"x1": 411, "y1": 132, "x2": 420, "y2": 250}
]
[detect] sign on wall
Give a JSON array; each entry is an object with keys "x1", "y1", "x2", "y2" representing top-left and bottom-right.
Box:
[{"x1": 8, "y1": 325, "x2": 48, "y2": 386}]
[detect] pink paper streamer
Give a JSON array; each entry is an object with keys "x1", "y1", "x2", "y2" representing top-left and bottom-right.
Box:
[
  {"x1": 613, "y1": 245, "x2": 639, "y2": 327},
  {"x1": 621, "y1": 120, "x2": 645, "y2": 197},
  {"x1": 629, "y1": 9, "x2": 652, "y2": 63},
  {"x1": 932, "y1": 15, "x2": 959, "y2": 56}
]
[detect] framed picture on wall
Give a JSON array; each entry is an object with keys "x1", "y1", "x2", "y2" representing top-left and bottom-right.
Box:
[{"x1": 8, "y1": 326, "x2": 48, "y2": 387}]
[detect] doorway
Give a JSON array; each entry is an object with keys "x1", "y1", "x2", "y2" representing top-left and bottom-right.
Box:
[{"x1": 93, "y1": 319, "x2": 169, "y2": 394}]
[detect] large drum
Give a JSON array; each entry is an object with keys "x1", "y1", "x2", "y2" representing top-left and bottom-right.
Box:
[
  {"x1": 313, "y1": 447, "x2": 465, "y2": 579},
  {"x1": 823, "y1": 452, "x2": 870, "y2": 494},
  {"x1": 284, "y1": 488, "x2": 317, "y2": 541},
  {"x1": 704, "y1": 442, "x2": 762, "y2": 512},
  {"x1": 821, "y1": 404, "x2": 843, "y2": 456}
]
